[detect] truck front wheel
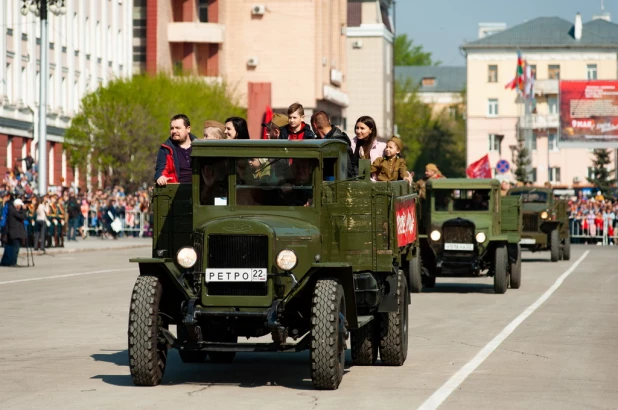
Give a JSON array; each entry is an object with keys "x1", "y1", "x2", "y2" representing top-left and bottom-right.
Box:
[
  {"x1": 379, "y1": 270, "x2": 409, "y2": 366},
  {"x1": 550, "y1": 229, "x2": 560, "y2": 262},
  {"x1": 510, "y1": 244, "x2": 522, "y2": 289},
  {"x1": 128, "y1": 275, "x2": 168, "y2": 386},
  {"x1": 408, "y1": 255, "x2": 423, "y2": 293},
  {"x1": 310, "y1": 279, "x2": 347, "y2": 390},
  {"x1": 494, "y1": 245, "x2": 508, "y2": 294}
]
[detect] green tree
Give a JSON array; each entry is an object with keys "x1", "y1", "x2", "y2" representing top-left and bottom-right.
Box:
[
  {"x1": 64, "y1": 73, "x2": 244, "y2": 190},
  {"x1": 587, "y1": 149, "x2": 615, "y2": 194},
  {"x1": 394, "y1": 34, "x2": 440, "y2": 66},
  {"x1": 395, "y1": 80, "x2": 465, "y2": 178},
  {"x1": 512, "y1": 134, "x2": 532, "y2": 183}
]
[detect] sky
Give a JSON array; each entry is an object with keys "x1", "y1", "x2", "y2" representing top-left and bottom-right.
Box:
[{"x1": 395, "y1": 0, "x2": 618, "y2": 66}]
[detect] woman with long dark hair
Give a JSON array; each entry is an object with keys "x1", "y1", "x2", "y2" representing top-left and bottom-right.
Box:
[
  {"x1": 224, "y1": 117, "x2": 250, "y2": 139},
  {"x1": 350, "y1": 116, "x2": 386, "y2": 176}
]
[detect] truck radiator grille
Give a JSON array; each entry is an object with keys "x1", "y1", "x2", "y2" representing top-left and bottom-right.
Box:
[
  {"x1": 206, "y1": 235, "x2": 269, "y2": 297},
  {"x1": 443, "y1": 226, "x2": 474, "y2": 244},
  {"x1": 523, "y1": 214, "x2": 538, "y2": 231},
  {"x1": 207, "y1": 235, "x2": 268, "y2": 268}
]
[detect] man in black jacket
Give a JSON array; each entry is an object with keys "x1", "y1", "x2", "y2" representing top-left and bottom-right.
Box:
[
  {"x1": 310, "y1": 111, "x2": 355, "y2": 178},
  {"x1": 0, "y1": 199, "x2": 26, "y2": 267}
]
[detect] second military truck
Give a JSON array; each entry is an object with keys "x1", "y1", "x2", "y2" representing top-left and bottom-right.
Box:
[
  {"x1": 415, "y1": 178, "x2": 522, "y2": 294},
  {"x1": 129, "y1": 139, "x2": 419, "y2": 390}
]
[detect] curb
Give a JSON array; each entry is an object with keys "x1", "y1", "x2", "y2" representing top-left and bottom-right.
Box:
[{"x1": 18, "y1": 243, "x2": 151, "y2": 258}]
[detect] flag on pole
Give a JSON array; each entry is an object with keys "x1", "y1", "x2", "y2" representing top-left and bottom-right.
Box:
[
  {"x1": 524, "y1": 63, "x2": 535, "y2": 99},
  {"x1": 505, "y1": 51, "x2": 525, "y2": 92},
  {"x1": 466, "y1": 154, "x2": 492, "y2": 179}
]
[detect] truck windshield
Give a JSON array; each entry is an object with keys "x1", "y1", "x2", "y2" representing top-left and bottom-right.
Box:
[
  {"x1": 434, "y1": 189, "x2": 490, "y2": 212},
  {"x1": 199, "y1": 157, "x2": 317, "y2": 207},
  {"x1": 508, "y1": 190, "x2": 548, "y2": 203}
]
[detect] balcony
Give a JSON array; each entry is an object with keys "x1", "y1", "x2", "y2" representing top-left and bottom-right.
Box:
[
  {"x1": 519, "y1": 114, "x2": 559, "y2": 129},
  {"x1": 534, "y1": 79, "x2": 558, "y2": 96},
  {"x1": 167, "y1": 22, "x2": 225, "y2": 43}
]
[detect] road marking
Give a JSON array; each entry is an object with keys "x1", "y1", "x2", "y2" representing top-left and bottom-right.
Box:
[
  {"x1": 0, "y1": 268, "x2": 135, "y2": 285},
  {"x1": 418, "y1": 251, "x2": 590, "y2": 410}
]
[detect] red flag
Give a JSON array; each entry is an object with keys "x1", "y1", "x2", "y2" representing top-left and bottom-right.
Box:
[
  {"x1": 262, "y1": 105, "x2": 273, "y2": 139},
  {"x1": 466, "y1": 154, "x2": 492, "y2": 179}
]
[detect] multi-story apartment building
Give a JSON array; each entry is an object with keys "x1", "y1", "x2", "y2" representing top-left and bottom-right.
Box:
[
  {"x1": 346, "y1": 0, "x2": 393, "y2": 139},
  {"x1": 0, "y1": 0, "x2": 133, "y2": 189},
  {"x1": 462, "y1": 13, "x2": 618, "y2": 187},
  {"x1": 137, "y1": 0, "x2": 348, "y2": 139}
]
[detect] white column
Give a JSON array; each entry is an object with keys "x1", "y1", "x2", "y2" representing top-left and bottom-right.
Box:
[
  {"x1": 125, "y1": 0, "x2": 134, "y2": 78},
  {"x1": 48, "y1": 143, "x2": 54, "y2": 185},
  {"x1": 67, "y1": 0, "x2": 75, "y2": 115},
  {"x1": 54, "y1": 14, "x2": 62, "y2": 114},
  {"x1": 101, "y1": 0, "x2": 108, "y2": 84},
  {"x1": 14, "y1": 7, "x2": 22, "y2": 105},
  {"x1": 111, "y1": 0, "x2": 118, "y2": 73},
  {"x1": 0, "y1": 1, "x2": 7, "y2": 99}
]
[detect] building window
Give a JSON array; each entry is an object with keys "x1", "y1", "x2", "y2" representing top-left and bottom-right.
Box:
[
  {"x1": 488, "y1": 65, "x2": 498, "y2": 83},
  {"x1": 526, "y1": 134, "x2": 537, "y2": 151},
  {"x1": 421, "y1": 77, "x2": 436, "y2": 87},
  {"x1": 487, "y1": 98, "x2": 499, "y2": 117},
  {"x1": 547, "y1": 97, "x2": 558, "y2": 114},
  {"x1": 549, "y1": 167, "x2": 561, "y2": 183},
  {"x1": 530, "y1": 168, "x2": 537, "y2": 183},
  {"x1": 489, "y1": 134, "x2": 502, "y2": 154},
  {"x1": 548, "y1": 64, "x2": 560, "y2": 80},
  {"x1": 529, "y1": 64, "x2": 536, "y2": 79},
  {"x1": 198, "y1": 0, "x2": 209, "y2": 22},
  {"x1": 448, "y1": 106, "x2": 458, "y2": 119},
  {"x1": 548, "y1": 132, "x2": 559, "y2": 151},
  {"x1": 587, "y1": 64, "x2": 598, "y2": 80}
]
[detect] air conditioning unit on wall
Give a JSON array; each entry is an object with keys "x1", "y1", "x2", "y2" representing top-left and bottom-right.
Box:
[
  {"x1": 247, "y1": 57, "x2": 259, "y2": 67},
  {"x1": 352, "y1": 40, "x2": 363, "y2": 49},
  {"x1": 251, "y1": 5, "x2": 266, "y2": 15}
]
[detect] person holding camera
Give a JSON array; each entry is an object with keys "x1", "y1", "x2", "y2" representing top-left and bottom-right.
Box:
[{"x1": 0, "y1": 199, "x2": 27, "y2": 267}]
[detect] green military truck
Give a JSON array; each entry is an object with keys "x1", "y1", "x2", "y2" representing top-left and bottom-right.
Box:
[
  {"x1": 414, "y1": 178, "x2": 522, "y2": 294},
  {"x1": 506, "y1": 187, "x2": 570, "y2": 262},
  {"x1": 129, "y1": 139, "x2": 419, "y2": 390}
]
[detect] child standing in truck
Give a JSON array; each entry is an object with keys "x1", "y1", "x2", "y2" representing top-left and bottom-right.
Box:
[{"x1": 371, "y1": 136, "x2": 411, "y2": 183}]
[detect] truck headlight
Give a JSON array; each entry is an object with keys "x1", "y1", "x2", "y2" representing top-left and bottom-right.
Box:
[
  {"x1": 276, "y1": 250, "x2": 297, "y2": 271},
  {"x1": 430, "y1": 230, "x2": 441, "y2": 241},
  {"x1": 476, "y1": 232, "x2": 486, "y2": 243},
  {"x1": 540, "y1": 211, "x2": 548, "y2": 220},
  {"x1": 177, "y1": 247, "x2": 197, "y2": 268}
]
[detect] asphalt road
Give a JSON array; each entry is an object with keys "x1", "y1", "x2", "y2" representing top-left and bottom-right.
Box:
[{"x1": 0, "y1": 246, "x2": 616, "y2": 409}]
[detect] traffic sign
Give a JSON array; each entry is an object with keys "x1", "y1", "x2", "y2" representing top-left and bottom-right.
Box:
[{"x1": 496, "y1": 159, "x2": 510, "y2": 174}]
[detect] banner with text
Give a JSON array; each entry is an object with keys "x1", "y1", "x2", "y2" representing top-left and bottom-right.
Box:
[{"x1": 559, "y1": 80, "x2": 618, "y2": 147}]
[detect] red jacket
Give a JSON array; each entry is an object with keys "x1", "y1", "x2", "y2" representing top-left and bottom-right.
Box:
[{"x1": 160, "y1": 145, "x2": 178, "y2": 183}]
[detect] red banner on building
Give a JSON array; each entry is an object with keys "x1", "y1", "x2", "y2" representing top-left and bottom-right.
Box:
[
  {"x1": 395, "y1": 195, "x2": 417, "y2": 247},
  {"x1": 560, "y1": 80, "x2": 618, "y2": 147},
  {"x1": 466, "y1": 154, "x2": 492, "y2": 178}
]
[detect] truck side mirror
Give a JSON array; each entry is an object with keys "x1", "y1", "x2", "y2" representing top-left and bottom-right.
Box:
[{"x1": 358, "y1": 159, "x2": 371, "y2": 180}]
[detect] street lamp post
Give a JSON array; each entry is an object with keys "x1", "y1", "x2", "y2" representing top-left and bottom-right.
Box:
[{"x1": 21, "y1": 0, "x2": 66, "y2": 195}]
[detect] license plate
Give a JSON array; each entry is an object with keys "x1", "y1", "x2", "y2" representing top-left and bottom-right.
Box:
[
  {"x1": 444, "y1": 243, "x2": 474, "y2": 251},
  {"x1": 519, "y1": 238, "x2": 536, "y2": 245},
  {"x1": 205, "y1": 268, "x2": 267, "y2": 282}
]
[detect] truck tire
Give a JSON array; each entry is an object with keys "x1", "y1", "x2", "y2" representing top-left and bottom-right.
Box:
[
  {"x1": 562, "y1": 234, "x2": 571, "y2": 261},
  {"x1": 207, "y1": 332, "x2": 237, "y2": 363},
  {"x1": 510, "y1": 244, "x2": 522, "y2": 289},
  {"x1": 310, "y1": 279, "x2": 346, "y2": 390},
  {"x1": 379, "y1": 270, "x2": 409, "y2": 366},
  {"x1": 128, "y1": 275, "x2": 168, "y2": 386},
  {"x1": 408, "y1": 255, "x2": 422, "y2": 293},
  {"x1": 350, "y1": 319, "x2": 378, "y2": 366},
  {"x1": 177, "y1": 326, "x2": 207, "y2": 363},
  {"x1": 494, "y1": 245, "x2": 508, "y2": 294},
  {"x1": 550, "y1": 229, "x2": 559, "y2": 262}
]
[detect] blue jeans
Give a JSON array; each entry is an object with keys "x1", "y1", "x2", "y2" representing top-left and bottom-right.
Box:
[{"x1": 68, "y1": 217, "x2": 80, "y2": 240}]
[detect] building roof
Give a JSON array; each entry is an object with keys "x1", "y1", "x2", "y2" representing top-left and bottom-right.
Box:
[
  {"x1": 395, "y1": 66, "x2": 466, "y2": 93},
  {"x1": 463, "y1": 16, "x2": 618, "y2": 50}
]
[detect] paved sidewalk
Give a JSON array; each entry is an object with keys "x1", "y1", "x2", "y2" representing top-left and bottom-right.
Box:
[{"x1": 15, "y1": 236, "x2": 152, "y2": 260}]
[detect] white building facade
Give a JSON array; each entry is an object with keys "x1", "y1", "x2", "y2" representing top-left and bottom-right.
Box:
[{"x1": 1, "y1": 0, "x2": 133, "y2": 189}]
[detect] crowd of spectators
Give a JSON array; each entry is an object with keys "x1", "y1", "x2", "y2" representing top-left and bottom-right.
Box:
[
  {"x1": 1, "y1": 162, "x2": 154, "y2": 247},
  {"x1": 567, "y1": 191, "x2": 618, "y2": 244}
]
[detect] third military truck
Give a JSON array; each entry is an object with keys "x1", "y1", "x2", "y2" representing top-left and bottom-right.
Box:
[
  {"x1": 507, "y1": 187, "x2": 570, "y2": 262},
  {"x1": 129, "y1": 139, "x2": 419, "y2": 390},
  {"x1": 414, "y1": 178, "x2": 522, "y2": 294}
]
